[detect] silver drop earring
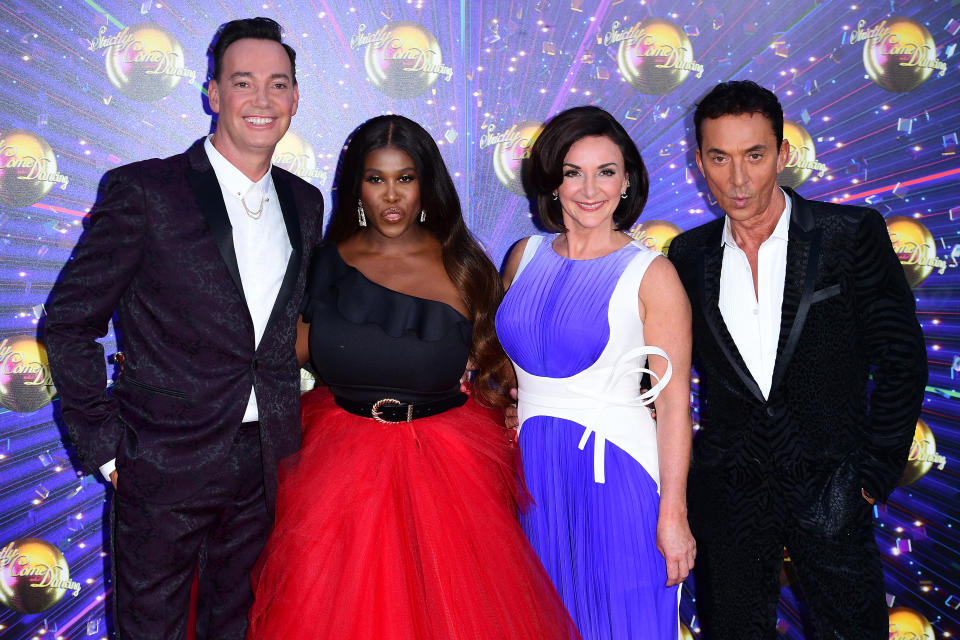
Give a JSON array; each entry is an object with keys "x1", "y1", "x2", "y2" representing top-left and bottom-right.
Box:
[
  {"x1": 419, "y1": 209, "x2": 426, "y2": 223},
  {"x1": 357, "y1": 199, "x2": 367, "y2": 227},
  {"x1": 551, "y1": 191, "x2": 559, "y2": 201},
  {"x1": 621, "y1": 178, "x2": 630, "y2": 199}
]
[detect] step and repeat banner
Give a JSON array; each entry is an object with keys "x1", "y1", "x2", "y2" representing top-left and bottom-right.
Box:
[{"x1": 0, "y1": 1, "x2": 957, "y2": 638}]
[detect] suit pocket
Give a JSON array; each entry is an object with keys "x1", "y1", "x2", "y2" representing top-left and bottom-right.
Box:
[
  {"x1": 810, "y1": 283, "x2": 842, "y2": 304},
  {"x1": 796, "y1": 454, "x2": 870, "y2": 540},
  {"x1": 124, "y1": 375, "x2": 188, "y2": 399}
]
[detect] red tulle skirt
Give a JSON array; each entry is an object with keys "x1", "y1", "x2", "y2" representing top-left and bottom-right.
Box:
[{"x1": 247, "y1": 387, "x2": 580, "y2": 640}]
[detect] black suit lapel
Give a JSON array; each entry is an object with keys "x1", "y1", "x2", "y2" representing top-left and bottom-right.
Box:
[
  {"x1": 186, "y1": 140, "x2": 246, "y2": 300},
  {"x1": 261, "y1": 168, "x2": 303, "y2": 338},
  {"x1": 698, "y1": 229, "x2": 766, "y2": 403},
  {"x1": 770, "y1": 189, "x2": 821, "y2": 394}
]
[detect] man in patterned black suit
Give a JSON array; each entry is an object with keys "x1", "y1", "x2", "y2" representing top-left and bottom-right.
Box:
[
  {"x1": 45, "y1": 18, "x2": 323, "y2": 639},
  {"x1": 668, "y1": 80, "x2": 927, "y2": 639}
]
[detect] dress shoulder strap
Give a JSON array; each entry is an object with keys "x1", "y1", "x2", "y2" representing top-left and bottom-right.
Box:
[
  {"x1": 617, "y1": 240, "x2": 661, "y2": 292},
  {"x1": 513, "y1": 235, "x2": 545, "y2": 282}
]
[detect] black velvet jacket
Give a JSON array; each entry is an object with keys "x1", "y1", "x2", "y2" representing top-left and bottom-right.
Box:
[
  {"x1": 45, "y1": 139, "x2": 324, "y2": 508},
  {"x1": 669, "y1": 187, "x2": 926, "y2": 535}
]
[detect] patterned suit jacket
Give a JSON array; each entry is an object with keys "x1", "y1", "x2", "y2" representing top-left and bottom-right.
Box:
[
  {"x1": 668, "y1": 187, "x2": 926, "y2": 538},
  {"x1": 45, "y1": 138, "x2": 324, "y2": 508}
]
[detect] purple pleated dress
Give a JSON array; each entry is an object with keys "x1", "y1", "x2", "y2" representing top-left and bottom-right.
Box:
[{"x1": 496, "y1": 235, "x2": 680, "y2": 640}]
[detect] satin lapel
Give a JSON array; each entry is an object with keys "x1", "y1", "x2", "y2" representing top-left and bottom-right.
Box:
[
  {"x1": 699, "y1": 233, "x2": 765, "y2": 402},
  {"x1": 262, "y1": 169, "x2": 303, "y2": 337},
  {"x1": 186, "y1": 143, "x2": 245, "y2": 300},
  {"x1": 770, "y1": 192, "x2": 820, "y2": 394}
]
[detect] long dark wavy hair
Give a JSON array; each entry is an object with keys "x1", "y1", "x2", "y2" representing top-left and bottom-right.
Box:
[{"x1": 326, "y1": 115, "x2": 514, "y2": 406}]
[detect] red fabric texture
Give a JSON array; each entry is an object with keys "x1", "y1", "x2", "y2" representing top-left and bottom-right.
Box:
[{"x1": 247, "y1": 387, "x2": 579, "y2": 639}]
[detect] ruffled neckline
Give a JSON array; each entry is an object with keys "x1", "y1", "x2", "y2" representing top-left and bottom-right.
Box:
[{"x1": 306, "y1": 244, "x2": 472, "y2": 345}]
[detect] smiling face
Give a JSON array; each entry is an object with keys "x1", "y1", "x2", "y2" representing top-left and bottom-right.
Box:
[
  {"x1": 208, "y1": 38, "x2": 299, "y2": 175},
  {"x1": 360, "y1": 147, "x2": 422, "y2": 239},
  {"x1": 556, "y1": 135, "x2": 629, "y2": 232},
  {"x1": 695, "y1": 112, "x2": 788, "y2": 226}
]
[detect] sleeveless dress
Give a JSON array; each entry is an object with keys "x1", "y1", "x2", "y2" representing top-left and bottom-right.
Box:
[
  {"x1": 246, "y1": 244, "x2": 580, "y2": 640},
  {"x1": 495, "y1": 235, "x2": 680, "y2": 640}
]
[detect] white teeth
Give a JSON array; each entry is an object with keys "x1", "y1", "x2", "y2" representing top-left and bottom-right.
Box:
[
  {"x1": 577, "y1": 201, "x2": 604, "y2": 211},
  {"x1": 244, "y1": 117, "x2": 273, "y2": 125}
]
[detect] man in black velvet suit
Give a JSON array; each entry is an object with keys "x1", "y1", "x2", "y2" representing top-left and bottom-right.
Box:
[
  {"x1": 44, "y1": 18, "x2": 323, "y2": 639},
  {"x1": 668, "y1": 81, "x2": 927, "y2": 639}
]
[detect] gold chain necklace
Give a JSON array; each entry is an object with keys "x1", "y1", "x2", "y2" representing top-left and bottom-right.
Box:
[{"x1": 239, "y1": 189, "x2": 269, "y2": 220}]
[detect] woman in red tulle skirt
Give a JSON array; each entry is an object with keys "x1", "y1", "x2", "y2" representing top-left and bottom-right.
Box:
[{"x1": 246, "y1": 115, "x2": 579, "y2": 639}]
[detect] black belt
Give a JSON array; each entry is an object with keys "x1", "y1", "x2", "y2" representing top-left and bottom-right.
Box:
[{"x1": 334, "y1": 393, "x2": 467, "y2": 423}]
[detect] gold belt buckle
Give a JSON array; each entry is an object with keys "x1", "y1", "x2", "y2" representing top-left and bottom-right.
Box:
[{"x1": 371, "y1": 398, "x2": 413, "y2": 423}]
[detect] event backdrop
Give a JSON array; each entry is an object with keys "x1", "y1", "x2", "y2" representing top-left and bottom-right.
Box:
[{"x1": 0, "y1": 0, "x2": 957, "y2": 638}]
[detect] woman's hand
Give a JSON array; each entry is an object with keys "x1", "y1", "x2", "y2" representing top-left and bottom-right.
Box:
[
  {"x1": 657, "y1": 511, "x2": 696, "y2": 587},
  {"x1": 504, "y1": 387, "x2": 520, "y2": 429}
]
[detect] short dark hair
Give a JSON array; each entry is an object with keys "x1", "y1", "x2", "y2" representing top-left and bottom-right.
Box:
[
  {"x1": 694, "y1": 80, "x2": 783, "y2": 150},
  {"x1": 211, "y1": 17, "x2": 296, "y2": 84},
  {"x1": 525, "y1": 106, "x2": 649, "y2": 232}
]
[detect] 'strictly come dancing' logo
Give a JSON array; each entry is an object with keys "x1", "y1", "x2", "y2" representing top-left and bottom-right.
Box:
[
  {"x1": 779, "y1": 119, "x2": 827, "y2": 189},
  {"x1": 607, "y1": 18, "x2": 703, "y2": 95},
  {"x1": 901, "y1": 419, "x2": 946, "y2": 486},
  {"x1": 847, "y1": 17, "x2": 946, "y2": 92},
  {"x1": 351, "y1": 22, "x2": 453, "y2": 98},
  {"x1": 273, "y1": 131, "x2": 326, "y2": 185},
  {"x1": 630, "y1": 220, "x2": 682, "y2": 256},
  {"x1": 88, "y1": 23, "x2": 197, "y2": 102},
  {"x1": 888, "y1": 607, "x2": 935, "y2": 640},
  {"x1": 479, "y1": 120, "x2": 543, "y2": 196},
  {"x1": 886, "y1": 216, "x2": 946, "y2": 287},
  {"x1": 0, "y1": 130, "x2": 69, "y2": 207},
  {"x1": 0, "y1": 539, "x2": 80, "y2": 614},
  {"x1": 0, "y1": 336, "x2": 56, "y2": 414}
]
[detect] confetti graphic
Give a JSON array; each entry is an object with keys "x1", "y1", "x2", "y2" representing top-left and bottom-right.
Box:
[{"x1": 0, "y1": 1, "x2": 957, "y2": 638}]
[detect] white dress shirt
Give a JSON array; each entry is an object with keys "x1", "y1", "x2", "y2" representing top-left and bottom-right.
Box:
[
  {"x1": 204, "y1": 136, "x2": 292, "y2": 421},
  {"x1": 718, "y1": 190, "x2": 792, "y2": 400},
  {"x1": 99, "y1": 139, "x2": 291, "y2": 481}
]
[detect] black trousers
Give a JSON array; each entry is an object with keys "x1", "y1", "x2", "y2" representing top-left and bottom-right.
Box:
[
  {"x1": 111, "y1": 423, "x2": 271, "y2": 640},
  {"x1": 689, "y1": 461, "x2": 887, "y2": 640}
]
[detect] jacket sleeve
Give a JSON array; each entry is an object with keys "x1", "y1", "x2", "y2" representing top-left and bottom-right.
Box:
[
  {"x1": 44, "y1": 167, "x2": 147, "y2": 476},
  {"x1": 852, "y1": 209, "x2": 927, "y2": 502}
]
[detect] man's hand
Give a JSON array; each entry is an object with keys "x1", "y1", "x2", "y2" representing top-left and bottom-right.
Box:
[
  {"x1": 109, "y1": 470, "x2": 118, "y2": 490},
  {"x1": 657, "y1": 512, "x2": 696, "y2": 587},
  {"x1": 504, "y1": 387, "x2": 519, "y2": 429}
]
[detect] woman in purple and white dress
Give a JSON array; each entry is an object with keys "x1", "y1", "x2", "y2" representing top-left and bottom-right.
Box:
[{"x1": 496, "y1": 106, "x2": 696, "y2": 640}]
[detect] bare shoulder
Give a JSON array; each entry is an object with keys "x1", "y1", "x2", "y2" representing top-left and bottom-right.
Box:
[
  {"x1": 502, "y1": 237, "x2": 531, "y2": 289},
  {"x1": 639, "y1": 255, "x2": 691, "y2": 310}
]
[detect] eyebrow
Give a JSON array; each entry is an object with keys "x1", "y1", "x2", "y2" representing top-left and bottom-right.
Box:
[
  {"x1": 705, "y1": 144, "x2": 768, "y2": 155},
  {"x1": 229, "y1": 71, "x2": 292, "y2": 81},
  {"x1": 562, "y1": 162, "x2": 619, "y2": 169},
  {"x1": 363, "y1": 166, "x2": 417, "y2": 173}
]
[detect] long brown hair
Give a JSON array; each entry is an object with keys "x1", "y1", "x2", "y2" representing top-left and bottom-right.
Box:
[{"x1": 326, "y1": 115, "x2": 515, "y2": 406}]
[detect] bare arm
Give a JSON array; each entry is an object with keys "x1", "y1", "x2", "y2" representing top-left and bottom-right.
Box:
[
  {"x1": 501, "y1": 237, "x2": 530, "y2": 289},
  {"x1": 296, "y1": 316, "x2": 310, "y2": 368},
  {"x1": 640, "y1": 256, "x2": 696, "y2": 586},
  {"x1": 498, "y1": 238, "x2": 530, "y2": 428}
]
